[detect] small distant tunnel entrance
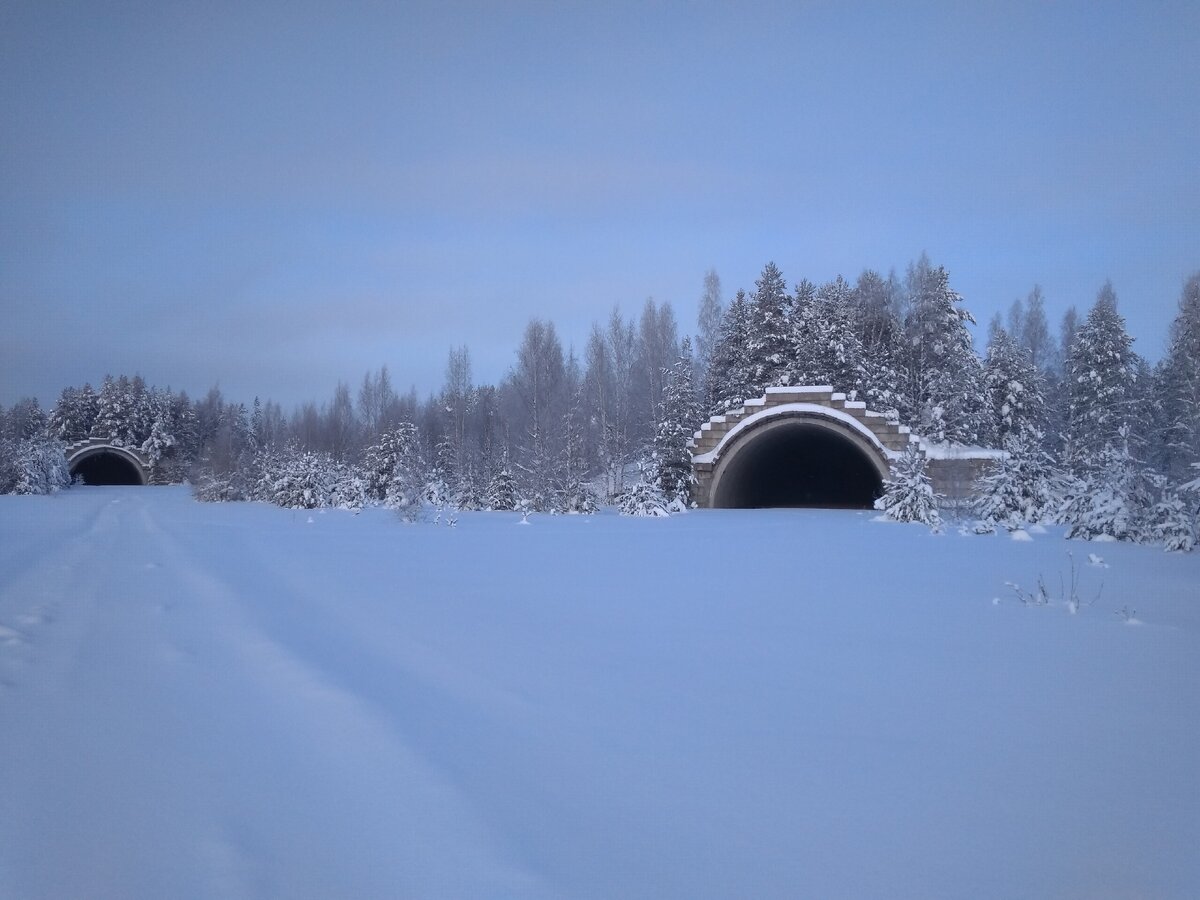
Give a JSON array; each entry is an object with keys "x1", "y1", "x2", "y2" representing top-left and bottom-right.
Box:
[
  {"x1": 70, "y1": 450, "x2": 146, "y2": 486},
  {"x1": 711, "y1": 421, "x2": 884, "y2": 509}
]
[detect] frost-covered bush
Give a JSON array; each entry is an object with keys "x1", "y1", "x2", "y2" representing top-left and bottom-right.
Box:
[
  {"x1": 0, "y1": 437, "x2": 72, "y2": 495},
  {"x1": 875, "y1": 444, "x2": 942, "y2": 528}
]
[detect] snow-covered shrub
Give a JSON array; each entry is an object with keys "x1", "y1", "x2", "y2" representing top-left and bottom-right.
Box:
[
  {"x1": 558, "y1": 478, "x2": 600, "y2": 515},
  {"x1": 617, "y1": 471, "x2": 670, "y2": 518},
  {"x1": 258, "y1": 448, "x2": 338, "y2": 509},
  {"x1": 875, "y1": 444, "x2": 942, "y2": 528},
  {"x1": 192, "y1": 470, "x2": 249, "y2": 502},
  {"x1": 328, "y1": 460, "x2": 366, "y2": 510},
  {"x1": 1, "y1": 437, "x2": 72, "y2": 495}
]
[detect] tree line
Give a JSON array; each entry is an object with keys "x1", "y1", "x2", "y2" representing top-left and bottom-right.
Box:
[{"x1": 2, "y1": 257, "x2": 1198, "y2": 545}]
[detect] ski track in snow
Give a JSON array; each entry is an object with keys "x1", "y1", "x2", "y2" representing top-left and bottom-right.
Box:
[{"x1": 2, "y1": 486, "x2": 1199, "y2": 900}]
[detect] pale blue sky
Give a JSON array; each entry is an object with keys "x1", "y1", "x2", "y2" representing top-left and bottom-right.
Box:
[{"x1": 2, "y1": 1, "x2": 1197, "y2": 408}]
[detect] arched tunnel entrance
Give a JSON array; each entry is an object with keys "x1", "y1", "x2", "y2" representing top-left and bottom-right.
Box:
[
  {"x1": 70, "y1": 450, "x2": 146, "y2": 486},
  {"x1": 711, "y1": 420, "x2": 884, "y2": 509}
]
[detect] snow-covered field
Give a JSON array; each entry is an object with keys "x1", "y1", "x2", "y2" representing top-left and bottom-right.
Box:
[{"x1": 1, "y1": 487, "x2": 1197, "y2": 899}]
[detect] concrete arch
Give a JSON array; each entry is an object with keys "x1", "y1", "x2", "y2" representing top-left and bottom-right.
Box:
[
  {"x1": 707, "y1": 405, "x2": 890, "y2": 509},
  {"x1": 66, "y1": 442, "x2": 150, "y2": 485},
  {"x1": 690, "y1": 387, "x2": 1001, "y2": 508}
]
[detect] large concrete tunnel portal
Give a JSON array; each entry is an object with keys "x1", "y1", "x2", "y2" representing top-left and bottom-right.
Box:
[
  {"x1": 711, "y1": 420, "x2": 884, "y2": 509},
  {"x1": 70, "y1": 450, "x2": 146, "y2": 485}
]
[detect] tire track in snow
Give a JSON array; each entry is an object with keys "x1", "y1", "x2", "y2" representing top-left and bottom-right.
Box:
[{"x1": 0, "y1": 489, "x2": 131, "y2": 688}]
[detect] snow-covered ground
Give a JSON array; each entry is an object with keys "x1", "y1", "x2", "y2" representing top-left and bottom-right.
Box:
[{"x1": 1, "y1": 486, "x2": 1197, "y2": 899}]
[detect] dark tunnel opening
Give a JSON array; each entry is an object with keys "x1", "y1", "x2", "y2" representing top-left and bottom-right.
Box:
[
  {"x1": 713, "y1": 422, "x2": 883, "y2": 509},
  {"x1": 70, "y1": 451, "x2": 144, "y2": 486}
]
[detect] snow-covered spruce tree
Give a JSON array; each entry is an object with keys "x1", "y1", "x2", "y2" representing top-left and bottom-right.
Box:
[
  {"x1": 555, "y1": 394, "x2": 598, "y2": 513},
  {"x1": 655, "y1": 337, "x2": 702, "y2": 506},
  {"x1": 1060, "y1": 433, "x2": 1153, "y2": 542},
  {"x1": 4, "y1": 436, "x2": 72, "y2": 495},
  {"x1": 617, "y1": 463, "x2": 671, "y2": 517},
  {"x1": 1148, "y1": 487, "x2": 1196, "y2": 552},
  {"x1": 746, "y1": 262, "x2": 792, "y2": 390},
  {"x1": 140, "y1": 389, "x2": 180, "y2": 483},
  {"x1": 1064, "y1": 282, "x2": 1139, "y2": 476},
  {"x1": 705, "y1": 289, "x2": 754, "y2": 415},
  {"x1": 789, "y1": 278, "x2": 858, "y2": 391},
  {"x1": 485, "y1": 453, "x2": 519, "y2": 511},
  {"x1": 456, "y1": 464, "x2": 484, "y2": 511},
  {"x1": 900, "y1": 258, "x2": 988, "y2": 444},
  {"x1": 875, "y1": 443, "x2": 942, "y2": 528},
  {"x1": 425, "y1": 431, "x2": 458, "y2": 509},
  {"x1": 983, "y1": 327, "x2": 1046, "y2": 449},
  {"x1": 1155, "y1": 273, "x2": 1200, "y2": 482},
  {"x1": 362, "y1": 423, "x2": 420, "y2": 502},
  {"x1": 972, "y1": 433, "x2": 1059, "y2": 531},
  {"x1": 972, "y1": 451, "x2": 1025, "y2": 532},
  {"x1": 5, "y1": 397, "x2": 47, "y2": 442},
  {"x1": 48, "y1": 385, "x2": 97, "y2": 443}
]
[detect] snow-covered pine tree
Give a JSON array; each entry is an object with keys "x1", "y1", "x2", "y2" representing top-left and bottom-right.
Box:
[
  {"x1": 362, "y1": 423, "x2": 421, "y2": 506},
  {"x1": 1060, "y1": 431, "x2": 1153, "y2": 542},
  {"x1": 1020, "y1": 285, "x2": 1053, "y2": 374},
  {"x1": 48, "y1": 387, "x2": 92, "y2": 442},
  {"x1": 1155, "y1": 274, "x2": 1200, "y2": 482},
  {"x1": 972, "y1": 433, "x2": 1060, "y2": 530},
  {"x1": 617, "y1": 463, "x2": 671, "y2": 517},
  {"x1": 555, "y1": 392, "x2": 597, "y2": 513},
  {"x1": 1064, "y1": 282, "x2": 1139, "y2": 476},
  {"x1": 900, "y1": 258, "x2": 988, "y2": 445},
  {"x1": 655, "y1": 337, "x2": 702, "y2": 506},
  {"x1": 1148, "y1": 488, "x2": 1196, "y2": 552},
  {"x1": 797, "y1": 276, "x2": 869, "y2": 398},
  {"x1": 694, "y1": 268, "x2": 724, "y2": 388},
  {"x1": 93, "y1": 375, "x2": 138, "y2": 446},
  {"x1": 485, "y1": 453, "x2": 519, "y2": 511},
  {"x1": 705, "y1": 289, "x2": 754, "y2": 415},
  {"x1": 456, "y1": 463, "x2": 484, "y2": 511},
  {"x1": 972, "y1": 451, "x2": 1024, "y2": 532},
  {"x1": 849, "y1": 271, "x2": 907, "y2": 418},
  {"x1": 426, "y1": 430, "x2": 459, "y2": 509},
  {"x1": 746, "y1": 262, "x2": 792, "y2": 390},
  {"x1": 983, "y1": 327, "x2": 1046, "y2": 449},
  {"x1": 875, "y1": 443, "x2": 942, "y2": 528},
  {"x1": 5, "y1": 436, "x2": 71, "y2": 495}
]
